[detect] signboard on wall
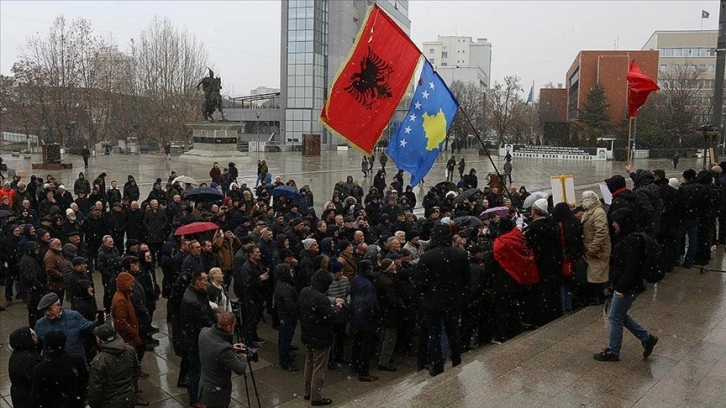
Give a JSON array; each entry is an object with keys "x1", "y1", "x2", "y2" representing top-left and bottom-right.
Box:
[{"x1": 500, "y1": 144, "x2": 607, "y2": 161}]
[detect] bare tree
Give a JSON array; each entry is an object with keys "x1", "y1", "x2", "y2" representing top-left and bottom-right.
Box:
[
  {"x1": 131, "y1": 16, "x2": 208, "y2": 147},
  {"x1": 449, "y1": 80, "x2": 484, "y2": 147},
  {"x1": 487, "y1": 76, "x2": 524, "y2": 143},
  {"x1": 637, "y1": 63, "x2": 709, "y2": 148}
]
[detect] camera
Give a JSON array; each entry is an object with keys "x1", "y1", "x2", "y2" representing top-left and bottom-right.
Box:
[{"x1": 234, "y1": 345, "x2": 259, "y2": 363}]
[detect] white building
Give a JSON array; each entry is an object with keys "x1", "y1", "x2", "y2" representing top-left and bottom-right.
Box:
[
  {"x1": 642, "y1": 30, "x2": 717, "y2": 121},
  {"x1": 422, "y1": 35, "x2": 492, "y2": 89},
  {"x1": 250, "y1": 86, "x2": 280, "y2": 96}
]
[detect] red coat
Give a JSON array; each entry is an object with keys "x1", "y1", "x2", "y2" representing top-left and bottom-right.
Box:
[{"x1": 112, "y1": 272, "x2": 142, "y2": 346}]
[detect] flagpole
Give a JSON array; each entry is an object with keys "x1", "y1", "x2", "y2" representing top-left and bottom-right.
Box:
[
  {"x1": 626, "y1": 116, "x2": 633, "y2": 165},
  {"x1": 457, "y1": 105, "x2": 517, "y2": 210}
]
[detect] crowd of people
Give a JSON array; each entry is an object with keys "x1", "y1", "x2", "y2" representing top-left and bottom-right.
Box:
[{"x1": 2, "y1": 155, "x2": 724, "y2": 407}]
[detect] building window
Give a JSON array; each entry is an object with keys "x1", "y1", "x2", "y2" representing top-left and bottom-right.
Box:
[
  {"x1": 659, "y1": 64, "x2": 667, "y2": 73},
  {"x1": 429, "y1": 48, "x2": 434, "y2": 54},
  {"x1": 430, "y1": 58, "x2": 435, "y2": 64},
  {"x1": 442, "y1": 52, "x2": 447, "y2": 58}
]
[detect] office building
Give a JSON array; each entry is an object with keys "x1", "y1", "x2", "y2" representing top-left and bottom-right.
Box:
[
  {"x1": 422, "y1": 35, "x2": 492, "y2": 90},
  {"x1": 280, "y1": 0, "x2": 410, "y2": 147},
  {"x1": 565, "y1": 50, "x2": 659, "y2": 125}
]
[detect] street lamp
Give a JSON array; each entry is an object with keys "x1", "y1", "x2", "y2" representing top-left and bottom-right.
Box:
[{"x1": 697, "y1": 124, "x2": 719, "y2": 169}]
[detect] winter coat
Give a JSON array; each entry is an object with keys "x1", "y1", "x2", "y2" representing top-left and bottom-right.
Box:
[
  {"x1": 30, "y1": 350, "x2": 88, "y2": 408},
  {"x1": 375, "y1": 272, "x2": 401, "y2": 327},
  {"x1": 34, "y1": 309, "x2": 95, "y2": 361},
  {"x1": 44, "y1": 247, "x2": 66, "y2": 291},
  {"x1": 609, "y1": 208, "x2": 646, "y2": 294},
  {"x1": 97, "y1": 245, "x2": 122, "y2": 283},
  {"x1": 125, "y1": 208, "x2": 144, "y2": 240},
  {"x1": 524, "y1": 216, "x2": 562, "y2": 285},
  {"x1": 631, "y1": 170, "x2": 663, "y2": 235},
  {"x1": 70, "y1": 277, "x2": 98, "y2": 321},
  {"x1": 179, "y1": 285, "x2": 216, "y2": 354},
  {"x1": 414, "y1": 226, "x2": 471, "y2": 311},
  {"x1": 676, "y1": 180, "x2": 708, "y2": 220},
  {"x1": 581, "y1": 199, "x2": 611, "y2": 284},
  {"x1": 212, "y1": 233, "x2": 240, "y2": 271},
  {"x1": 87, "y1": 336, "x2": 138, "y2": 408},
  {"x1": 238, "y1": 259, "x2": 268, "y2": 303},
  {"x1": 299, "y1": 270, "x2": 344, "y2": 348},
  {"x1": 338, "y1": 253, "x2": 357, "y2": 281},
  {"x1": 19, "y1": 242, "x2": 48, "y2": 307},
  {"x1": 274, "y1": 264, "x2": 299, "y2": 321},
  {"x1": 112, "y1": 272, "x2": 142, "y2": 346},
  {"x1": 350, "y1": 263, "x2": 380, "y2": 331},
  {"x1": 198, "y1": 326, "x2": 247, "y2": 408},
  {"x1": 8, "y1": 327, "x2": 42, "y2": 408},
  {"x1": 143, "y1": 208, "x2": 167, "y2": 243}
]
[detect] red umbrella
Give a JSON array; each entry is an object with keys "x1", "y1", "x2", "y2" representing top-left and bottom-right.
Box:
[{"x1": 174, "y1": 222, "x2": 219, "y2": 236}]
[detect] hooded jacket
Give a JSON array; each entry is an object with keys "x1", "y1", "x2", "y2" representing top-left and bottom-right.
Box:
[
  {"x1": 630, "y1": 169, "x2": 662, "y2": 234},
  {"x1": 350, "y1": 260, "x2": 380, "y2": 331},
  {"x1": 44, "y1": 245, "x2": 66, "y2": 291},
  {"x1": 299, "y1": 270, "x2": 344, "y2": 348},
  {"x1": 112, "y1": 272, "x2": 142, "y2": 346},
  {"x1": 609, "y1": 208, "x2": 646, "y2": 294},
  {"x1": 414, "y1": 224, "x2": 471, "y2": 311},
  {"x1": 8, "y1": 327, "x2": 42, "y2": 408},
  {"x1": 19, "y1": 242, "x2": 48, "y2": 305},
  {"x1": 87, "y1": 336, "x2": 139, "y2": 408}
]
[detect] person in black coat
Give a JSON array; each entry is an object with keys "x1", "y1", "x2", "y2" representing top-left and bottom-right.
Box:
[
  {"x1": 30, "y1": 330, "x2": 89, "y2": 408},
  {"x1": 180, "y1": 270, "x2": 217, "y2": 406},
  {"x1": 19, "y1": 242, "x2": 48, "y2": 327},
  {"x1": 350, "y1": 260, "x2": 380, "y2": 381},
  {"x1": 525, "y1": 199, "x2": 563, "y2": 327},
  {"x1": 8, "y1": 326, "x2": 43, "y2": 408},
  {"x1": 414, "y1": 223, "x2": 470, "y2": 377},
  {"x1": 299, "y1": 270, "x2": 345, "y2": 405},
  {"x1": 274, "y1": 263, "x2": 299, "y2": 371},
  {"x1": 593, "y1": 208, "x2": 658, "y2": 362}
]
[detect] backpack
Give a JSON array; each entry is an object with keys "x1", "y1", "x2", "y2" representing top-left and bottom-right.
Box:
[{"x1": 634, "y1": 232, "x2": 665, "y2": 283}]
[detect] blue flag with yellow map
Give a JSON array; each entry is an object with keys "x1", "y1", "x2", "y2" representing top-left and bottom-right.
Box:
[{"x1": 387, "y1": 60, "x2": 459, "y2": 187}]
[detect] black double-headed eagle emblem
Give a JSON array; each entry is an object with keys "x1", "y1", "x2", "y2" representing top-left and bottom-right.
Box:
[{"x1": 344, "y1": 47, "x2": 394, "y2": 110}]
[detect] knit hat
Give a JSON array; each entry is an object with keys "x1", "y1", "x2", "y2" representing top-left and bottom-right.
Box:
[
  {"x1": 65, "y1": 208, "x2": 74, "y2": 216},
  {"x1": 279, "y1": 248, "x2": 294, "y2": 259},
  {"x1": 604, "y1": 175, "x2": 626, "y2": 193},
  {"x1": 302, "y1": 238, "x2": 317, "y2": 251},
  {"x1": 668, "y1": 178, "x2": 681, "y2": 189},
  {"x1": 533, "y1": 198, "x2": 548, "y2": 213},
  {"x1": 683, "y1": 169, "x2": 697, "y2": 181},
  {"x1": 329, "y1": 259, "x2": 343, "y2": 273},
  {"x1": 337, "y1": 240, "x2": 352, "y2": 252},
  {"x1": 93, "y1": 324, "x2": 116, "y2": 342}
]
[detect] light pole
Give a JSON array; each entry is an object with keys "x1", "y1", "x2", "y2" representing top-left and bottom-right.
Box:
[
  {"x1": 697, "y1": 124, "x2": 719, "y2": 168},
  {"x1": 256, "y1": 112, "x2": 260, "y2": 161}
]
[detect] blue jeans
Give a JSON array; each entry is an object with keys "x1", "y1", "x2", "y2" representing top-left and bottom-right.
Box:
[
  {"x1": 425, "y1": 308, "x2": 461, "y2": 371},
  {"x1": 607, "y1": 291, "x2": 649, "y2": 355},
  {"x1": 278, "y1": 319, "x2": 297, "y2": 367},
  {"x1": 680, "y1": 218, "x2": 699, "y2": 266},
  {"x1": 560, "y1": 283, "x2": 573, "y2": 313},
  {"x1": 187, "y1": 350, "x2": 201, "y2": 404}
]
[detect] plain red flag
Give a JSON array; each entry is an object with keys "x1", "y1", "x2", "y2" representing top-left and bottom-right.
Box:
[
  {"x1": 627, "y1": 60, "x2": 660, "y2": 117},
  {"x1": 320, "y1": 5, "x2": 421, "y2": 154}
]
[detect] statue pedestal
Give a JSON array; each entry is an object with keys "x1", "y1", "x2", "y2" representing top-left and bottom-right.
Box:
[{"x1": 179, "y1": 122, "x2": 250, "y2": 163}]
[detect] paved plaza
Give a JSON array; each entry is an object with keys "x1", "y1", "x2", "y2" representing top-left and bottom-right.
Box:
[{"x1": 1, "y1": 149, "x2": 724, "y2": 407}]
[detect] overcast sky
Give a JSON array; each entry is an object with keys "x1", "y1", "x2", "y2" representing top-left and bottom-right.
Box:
[{"x1": 0, "y1": 0, "x2": 719, "y2": 98}]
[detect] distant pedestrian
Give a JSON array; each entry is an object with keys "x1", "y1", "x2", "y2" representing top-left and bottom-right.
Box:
[
  {"x1": 380, "y1": 152, "x2": 388, "y2": 171},
  {"x1": 369, "y1": 154, "x2": 375, "y2": 173},
  {"x1": 446, "y1": 157, "x2": 456, "y2": 182},
  {"x1": 672, "y1": 151, "x2": 680, "y2": 169},
  {"x1": 504, "y1": 158, "x2": 513, "y2": 184},
  {"x1": 81, "y1": 146, "x2": 91, "y2": 168},
  {"x1": 361, "y1": 156, "x2": 369, "y2": 178},
  {"x1": 164, "y1": 143, "x2": 171, "y2": 160},
  {"x1": 458, "y1": 157, "x2": 466, "y2": 180}
]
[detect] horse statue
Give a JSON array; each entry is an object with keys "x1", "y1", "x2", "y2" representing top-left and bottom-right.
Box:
[{"x1": 197, "y1": 68, "x2": 226, "y2": 121}]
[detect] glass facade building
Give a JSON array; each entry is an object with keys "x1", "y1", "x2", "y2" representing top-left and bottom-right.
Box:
[{"x1": 281, "y1": 0, "x2": 409, "y2": 146}]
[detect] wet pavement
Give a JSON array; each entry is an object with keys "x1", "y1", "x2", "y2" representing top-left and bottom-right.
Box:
[{"x1": 1, "y1": 149, "x2": 724, "y2": 407}]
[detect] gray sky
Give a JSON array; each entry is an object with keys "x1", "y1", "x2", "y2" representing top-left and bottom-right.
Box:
[{"x1": 0, "y1": 0, "x2": 719, "y2": 98}]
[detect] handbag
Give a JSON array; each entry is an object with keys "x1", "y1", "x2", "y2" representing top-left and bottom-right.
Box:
[{"x1": 558, "y1": 222, "x2": 574, "y2": 278}]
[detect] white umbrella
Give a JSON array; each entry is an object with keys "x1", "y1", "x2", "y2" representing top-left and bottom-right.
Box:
[
  {"x1": 172, "y1": 175, "x2": 197, "y2": 185},
  {"x1": 522, "y1": 191, "x2": 549, "y2": 210}
]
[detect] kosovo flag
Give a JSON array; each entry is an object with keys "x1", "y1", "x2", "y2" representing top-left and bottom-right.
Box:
[{"x1": 387, "y1": 60, "x2": 459, "y2": 186}]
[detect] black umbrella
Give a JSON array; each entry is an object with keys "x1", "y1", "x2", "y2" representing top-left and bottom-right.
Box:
[
  {"x1": 453, "y1": 215, "x2": 483, "y2": 228},
  {"x1": 186, "y1": 187, "x2": 223, "y2": 202},
  {"x1": 453, "y1": 188, "x2": 480, "y2": 204},
  {"x1": 273, "y1": 185, "x2": 303, "y2": 202},
  {"x1": 435, "y1": 181, "x2": 457, "y2": 192}
]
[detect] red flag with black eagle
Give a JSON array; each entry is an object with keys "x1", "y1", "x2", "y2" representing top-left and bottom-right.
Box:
[
  {"x1": 627, "y1": 60, "x2": 660, "y2": 117},
  {"x1": 320, "y1": 4, "x2": 421, "y2": 154}
]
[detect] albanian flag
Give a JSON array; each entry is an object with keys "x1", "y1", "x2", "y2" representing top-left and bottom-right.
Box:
[
  {"x1": 320, "y1": 4, "x2": 421, "y2": 154},
  {"x1": 627, "y1": 60, "x2": 660, "y2": 117}
]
